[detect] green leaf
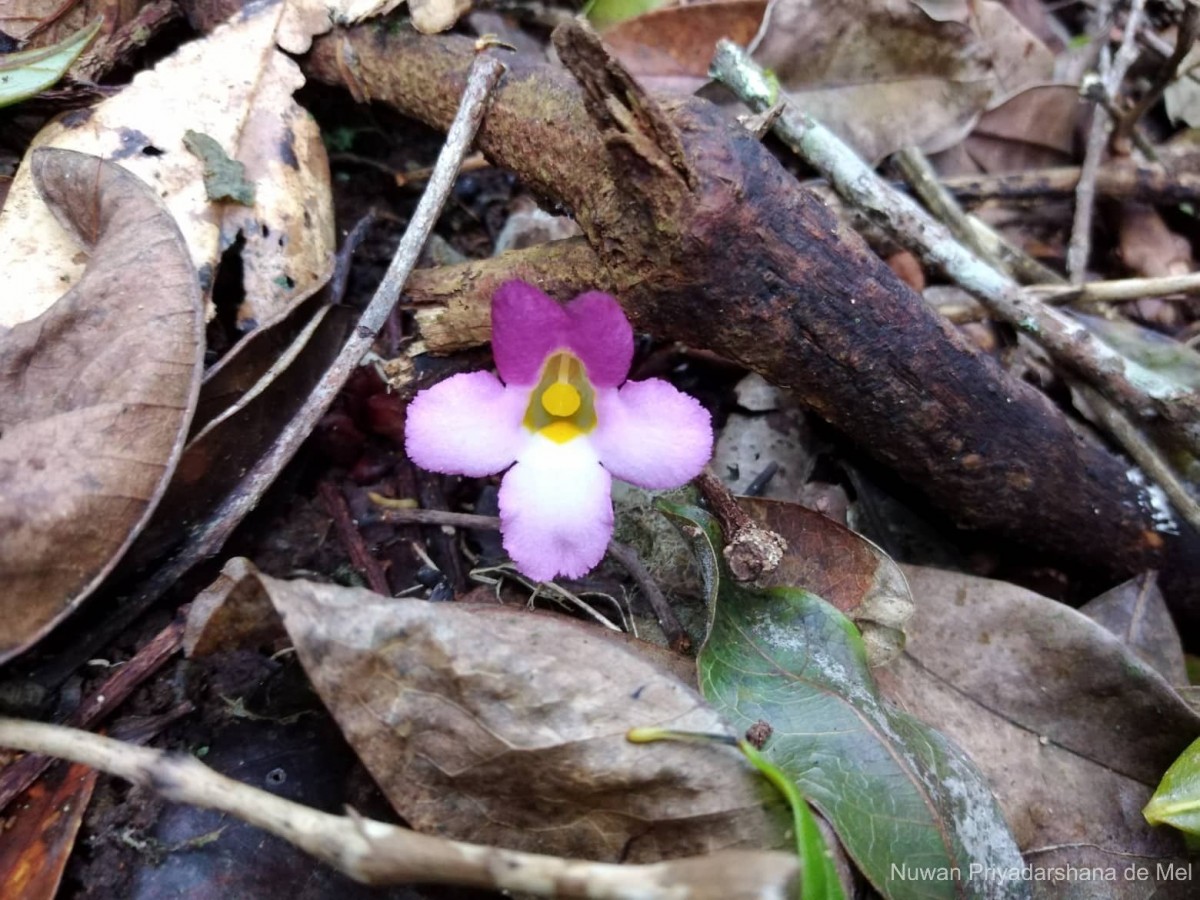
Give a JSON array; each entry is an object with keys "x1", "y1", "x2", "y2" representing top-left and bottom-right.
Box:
[
  {"x1": 1145, "y1": 736, "x2": 1200, "y2": 835},
  {"x1": 660, "y1": 501, "x2": 1029, "y2": 900},
  {"x1": 0, "y1": 19, "x2": 101, "y2": 109},
  {"x1": 585, "y1": 0, "x2": 672, "y2": 30}
]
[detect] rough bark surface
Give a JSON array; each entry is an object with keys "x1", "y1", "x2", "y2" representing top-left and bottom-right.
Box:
[{"x1": 307, "y1": 25, "x2": 1196, "y2": 609}]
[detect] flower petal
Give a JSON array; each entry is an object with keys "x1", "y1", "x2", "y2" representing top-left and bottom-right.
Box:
[
  {"x1": 592, "y1": 379, "x2": 713, "y2": 489},
  {"x1": 490, "y1": 281, "x2": 633, "y2": 388},
  {"x1": 404, "y1": 371, "x2": 528, "y2": 477},
  {"x1": 560, "y1": 291, "x2": 633, "y2": 388},
  {"x1": 491, "y1": 281, "x2": 570, "y2": 386},
  {"x1": 498, "y1": 435, "x2": 613, "y2": 581}
]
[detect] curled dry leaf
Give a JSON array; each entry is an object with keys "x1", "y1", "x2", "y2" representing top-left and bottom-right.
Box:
[
  {"x1": 0, "y1": 149, "x2": 203, "y2": 663},
  {"x1": 242, "y1": 571, "x2": 790, "y2": 862},
  {"x1": 749, "y1": 0, "x2": 1053, "y2": 162},
  {"x1": 740, "y1": 496, "x2": 914, "y2": 666},
  {"x1": 119, "y1": 295, "x2": 355, "y2": 572},
  {"x1": 874, "y1": 566, "x2": 1200, "y2": 898},
  {"x1": 0, "y1": 0, "x2": 336, "y2": 331}
]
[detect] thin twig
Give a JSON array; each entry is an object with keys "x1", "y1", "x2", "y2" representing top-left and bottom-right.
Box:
[
  {"x1": 319, "y1": 481, "x2": 391, "y2": 595},
  {"x1": 376, "y1": 506, "x2": 500, "y2": 530},
  {"x1": 122, "y1": 55, "x2": 507, "y2": 620},
  {"x1": 709, "y1": 41, "x2": 1200, "y2": 459},
  {"x1": 1074, "y1": 382, "x2": 1200, "y2": 534},
  {"x1": 0, "y1": 719, "x2": 797, "y2": 897},
  {"x1": 0, "y1": 616, "x2": 184, "y2": 813},
  {"x1": 694, "y1": 473, "x2": 786, "y2": 583},
  {"x1": 893, "y1": 147, "x2": 1064, "y2": 285},
  {"x1": 1113, "y1": 3, "x2": 1200, "y2": 153},
  {"x1": 607, "y1": 541, "x2": 691, "y2": 653},
  {"x1": 1068, "y1": 0, "x2": 1148, "y2": 282},
  {"x1": 1028, "y1": 271, "x2": 1200, "y2": 304},
  {"x1": 376, "y1": 505, "x2": 692, "y2": 646},
  {"x1": 939, "y1": 165, "x2": 1200, "y2": 205}
]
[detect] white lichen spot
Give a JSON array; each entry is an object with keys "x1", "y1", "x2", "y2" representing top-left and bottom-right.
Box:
[{"x1": 1126, "y1": 468, "x2": 1179, "y2": 534}]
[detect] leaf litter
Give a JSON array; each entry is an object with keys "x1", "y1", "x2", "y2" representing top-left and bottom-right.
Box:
[{"x1": 3, "y1": 0, "x2": 1200, "y2": 897}]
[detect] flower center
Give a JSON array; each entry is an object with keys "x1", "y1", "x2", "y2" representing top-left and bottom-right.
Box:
[
  {"x1": 541, "y1": 382, "x2": 581, "y2": 417},
  {"x1": 523, "y1": 351, "x2": 597, "y2": 444}
]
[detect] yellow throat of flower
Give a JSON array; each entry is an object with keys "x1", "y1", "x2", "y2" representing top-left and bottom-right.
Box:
[{"x1": 523, "y1": 351, "x2": 597, "y2": 444}]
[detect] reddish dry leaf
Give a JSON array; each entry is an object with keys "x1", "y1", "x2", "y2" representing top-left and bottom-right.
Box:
[
  {"x1": 244, "y1": 570, "x2": 789, "y2": 862},
  {"x1": 0, "y1": 149, "x2": 203, "y2": 663},
  {"x1": 0, "y1": 760, "x2": 99, "y2": 900},
  {"x1": 602, "y1": 0, "x2": 768, "y2": 95},
  {"x1": 739, "y1": 497, "x2": 914, "y2": 665}
]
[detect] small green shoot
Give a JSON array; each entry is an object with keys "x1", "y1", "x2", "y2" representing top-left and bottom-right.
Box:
[{"x1": 628, "y1": 726, "x2": 846, "y2": 900}]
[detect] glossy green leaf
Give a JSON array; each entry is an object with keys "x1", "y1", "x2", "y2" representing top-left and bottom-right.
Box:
[
  {"x1": 1145, "y1": 736, "x2": 1200, "y2": 835},
  {"x1": 585, "y1": 0, "x2": 672, "y2": 30},
  {"x1": 0, "y1": 20, "x2": 101, "y2": 109},
  {"x1": 660, "y1": 501, "x2": 1028, "y2": 900}
]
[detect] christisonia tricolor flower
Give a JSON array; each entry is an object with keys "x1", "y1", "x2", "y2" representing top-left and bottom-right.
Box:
[{"x1": 405, "y1": 281, "x2": 713, "y2": 581}]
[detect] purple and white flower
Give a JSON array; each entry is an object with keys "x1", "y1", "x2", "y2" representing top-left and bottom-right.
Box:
[{"x1": 404, "y1": 280, "x2": 713, "y2": 582}]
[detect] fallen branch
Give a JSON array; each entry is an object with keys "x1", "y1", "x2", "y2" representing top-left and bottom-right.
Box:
[
  {"x1": 939, "y1": 164, "x2": 1200, "y2": 206},
  {"x1": 0, "y1": 718, "x2": 797, "y2": 898},
  {"x1": 305, "y1": 24, "x2": 1196, "y2": 617},
  {"x1": 709, "y1": 41, "x2": 1200, "y2": 456}
]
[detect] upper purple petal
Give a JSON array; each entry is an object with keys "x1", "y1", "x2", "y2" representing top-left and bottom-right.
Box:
[
  {"x1": 491, "y1": 281, "x2": 570, "y2": 386},
  {"x1": 491, "y1": 281, "x2": 633, "y2": 388},
  {"x1": 561, "y1": 291, "x2": 634, "y2": 388},
  {"x1": 404, "y1": 371, "x2": 529, "y2": 477},
  {"x1": 591, "y1": 379, "x2": 713, "y2": 489}
]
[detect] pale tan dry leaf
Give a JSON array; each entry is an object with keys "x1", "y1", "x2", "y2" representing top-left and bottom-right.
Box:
[
  {"x1": 248, "y1": 572, "x2": 789, "y2": 862},
  {"x1": 875, "y1": 566, "x2": 1199, "y2": 898},
  {"x1": 749, "y1": 0, "x2": 1053, "y2": 163},
  {"x1": 0, "y1": 149, "x2": 203, "y2": 664},
  {"x1": 0, "y1": 0, "x2": 336, "y2": 330},
  {"x1": 410, "y1": 0, "x2": 471, "y2": 34}
]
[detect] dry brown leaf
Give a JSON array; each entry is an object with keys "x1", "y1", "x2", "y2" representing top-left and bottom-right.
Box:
[
  {"x1": 119, "y1": 296, "x2": 354, "y2": 571},
  {"x1": 245, "y1": 571, "x2": 789, "y2": 862},
  {"x1": 0, "y1": 0, "x2": 337, "y2": 331},
  {"x1": 0, "y1": 0, "x2": 131, "y2": 45},
  {"x1": 602, "y1": 0, "x2": 769, "y2": 95},
  {"x1": 184, "y1": 557, "x2": 284, "y2": 657},
  {"x1": 948, "y1": 84, "x2": 1080, "y2": 175},
  {"x1": 1081, "y1": 573, "x2": 1188, "y2": 686},
  {"x1": 875, "y1": 566, "x2": 1199, "y2": 898},
  {"x1": 0, "y1": 149, "x2": 203, "y2": 663},
  {"x1": 739, "y1": 497, "x2": 914, "y2": 665},
  {"x1": 1119, "y1": 204, "x2": 1193, "y2": 278},
  {"x1": 749, "y1": 0, "x2": 1053, "y2": 163}
]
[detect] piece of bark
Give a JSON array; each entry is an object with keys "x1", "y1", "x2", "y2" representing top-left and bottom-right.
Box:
[{"x1": 305, "y1": 25, "x2": 1196, "y2": 616}]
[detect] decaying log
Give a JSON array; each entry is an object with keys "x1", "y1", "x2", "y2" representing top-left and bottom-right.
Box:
[{"x1": 305, "y1": 25, "x2": 1197, "y2": 616}]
